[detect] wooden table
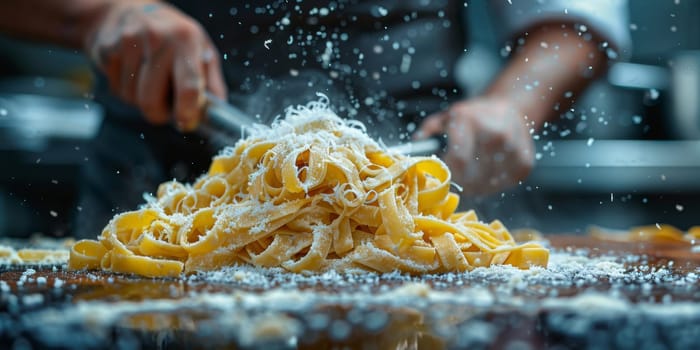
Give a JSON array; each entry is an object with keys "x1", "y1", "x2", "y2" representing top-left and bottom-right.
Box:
[{"x1": 1, "y1": 235, "x2": 699, "y2": 349}]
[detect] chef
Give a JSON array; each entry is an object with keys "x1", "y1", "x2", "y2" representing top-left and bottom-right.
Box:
[{"x1": 0, "y1": 0, "x2": 629, "y2": 237}]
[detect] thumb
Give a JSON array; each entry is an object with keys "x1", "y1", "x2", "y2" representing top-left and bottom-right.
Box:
[{"x1": 415, "y1": 112, "x2": 448, "y2": 140}]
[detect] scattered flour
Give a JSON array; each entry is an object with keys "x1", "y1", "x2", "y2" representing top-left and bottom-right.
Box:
[
  {"x1": 3, "y1": 248, "x2": 699, "y2": 348},
  {"x1": 191, "y1": 250, "x2": 682, "y2": 292},
  {"x1": 0, "y1": 244, "x2": 69, "y2": 266}
]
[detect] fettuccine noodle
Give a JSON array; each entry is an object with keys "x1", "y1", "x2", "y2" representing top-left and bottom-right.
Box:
[{"x1": 69, "y1": 96, "x2": 549, "y2": 277}]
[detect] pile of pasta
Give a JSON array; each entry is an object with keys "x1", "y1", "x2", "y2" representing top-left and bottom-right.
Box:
[{"x1": 69, "y1": 97, "x2": 549, "y2": 277}]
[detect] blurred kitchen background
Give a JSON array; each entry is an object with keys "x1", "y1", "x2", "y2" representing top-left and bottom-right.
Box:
[
  {"x1": 462, "y1": 0, "x2": 700, "y2": 233},
  {"x1": 0, "y1": 1, "x2": 699, "y2": 237}
]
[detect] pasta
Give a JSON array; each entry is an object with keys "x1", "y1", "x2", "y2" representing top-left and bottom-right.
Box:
[
  {"x1": 69, "y1": 95, "x2": 549, "y2": 277},
  {"x1": 0, "y1": 245, "x2": 69, "y2": 264},
  {"x1": 590, "y1": 224, "x2": 700, "y2": 243}
]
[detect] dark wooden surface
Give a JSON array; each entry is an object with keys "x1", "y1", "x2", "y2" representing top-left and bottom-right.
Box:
[{"x1": 1, "y1": 235, "x2": 699, "y2": 349}]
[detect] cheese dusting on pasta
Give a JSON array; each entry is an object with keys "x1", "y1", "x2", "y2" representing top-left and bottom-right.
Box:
[{"x1": 69, "y1": 95, "x2": 549, "y2": 277}]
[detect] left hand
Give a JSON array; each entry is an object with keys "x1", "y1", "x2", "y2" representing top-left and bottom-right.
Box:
[{"x1": 416, "y1": 95, "x2": 535, "y2": 195}]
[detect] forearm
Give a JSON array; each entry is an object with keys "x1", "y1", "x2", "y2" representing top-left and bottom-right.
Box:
[
  {"x1": 0, "y1": 0, "x2": 155, "y2": 50},
  {"x1": 485, "y1": 22, "x2": 608, "y2": 128}
]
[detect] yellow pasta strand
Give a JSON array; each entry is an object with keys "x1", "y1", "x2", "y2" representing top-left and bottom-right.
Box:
[{"x1": 69, "y1": 96, "x2": 548, "y2": 277}]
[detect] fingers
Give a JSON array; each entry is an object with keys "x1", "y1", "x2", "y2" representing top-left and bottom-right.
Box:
[
  {"x1": 173, "y1": 44, "x2": 205, "y2": 131},
  {"x1": 171, "y1": 41, "x2": 228, "y2": 131},
  {"x1": 91, "y1": 32, "x2": 122, "y2": 96},
  {"x1": 101, "y1": 54, "x2": 123, "y2": 96},
  {"x1": 136, "y1": 45, "x2": 173, "y2": 125},
  {"x1": 203, "y1": 44, "x2": 227, "y2": 100},
  {"x1": 118, "y1": 30, "x2": 143, "y2": 104},
  {"x1": 415, "y1": 112, "x2": 448, "y2": 139}
]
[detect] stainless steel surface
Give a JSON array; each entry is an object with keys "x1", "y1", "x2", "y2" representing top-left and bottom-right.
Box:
[
  {"x1": 0, "y1": 93, "x2": 103, "y2": 151},
  {"x1": 608, "y1": 62, "x2": 670, "y2": 90},
  {"x1": 0, "y1": 93, "x2": 102, "y2": 237},
  {"x1": 528, "y1": 139, "x2": 700, "y2": 191},
  {"x1": 607, "y1": 51, "x2": 700, "y2": 140},
  {"x1": 670, "y1": 51, "x2": 700, "y2": 139}
]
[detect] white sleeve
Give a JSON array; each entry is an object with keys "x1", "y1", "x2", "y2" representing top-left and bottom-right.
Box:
[{"x1": 490, "y1": 0, "x2": 631, "y2": 56}]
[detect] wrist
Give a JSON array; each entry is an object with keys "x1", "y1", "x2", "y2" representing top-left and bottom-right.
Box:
[
  {"x1": 482, "y1": 89, "x2": 549, "y2": 130},
  {"x1": 476, "y1": 92, "x2": 546, "y2": 133}
]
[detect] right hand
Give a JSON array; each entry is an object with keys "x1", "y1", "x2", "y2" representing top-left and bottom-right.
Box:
[
  {"x1": 416, "y1": 95, "x2": 535, "y2": 195},
  {"x1": 85, "y1": 1, "x2": 227, "y2": 131}
]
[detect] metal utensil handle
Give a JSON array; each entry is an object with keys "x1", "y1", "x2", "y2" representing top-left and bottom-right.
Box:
[
  {"x1": 388, "y1": 134, "x2": 448, "y2": 156},
  {"x1": 203, "y1": 91, "x2": 257, "y2": 138},
  {"x1": 201, "y1": 94, "x2": 450, "y2": 156}
]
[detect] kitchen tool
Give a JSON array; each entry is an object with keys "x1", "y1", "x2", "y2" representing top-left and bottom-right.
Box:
[
  {"x1": 200, "y1": 92, "x2": 447, "y2": 156},
  {"x1": 199, "y1": 92, "x2": 258, "y2": 148}
]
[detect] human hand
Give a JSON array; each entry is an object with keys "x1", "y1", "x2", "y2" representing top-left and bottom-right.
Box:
[
  {"x1": 416, "y1": 96, "x2": 535, "y2": 195},
  {"x1": 85, "y1": 1, "x2": 226, "y2": 131}
]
